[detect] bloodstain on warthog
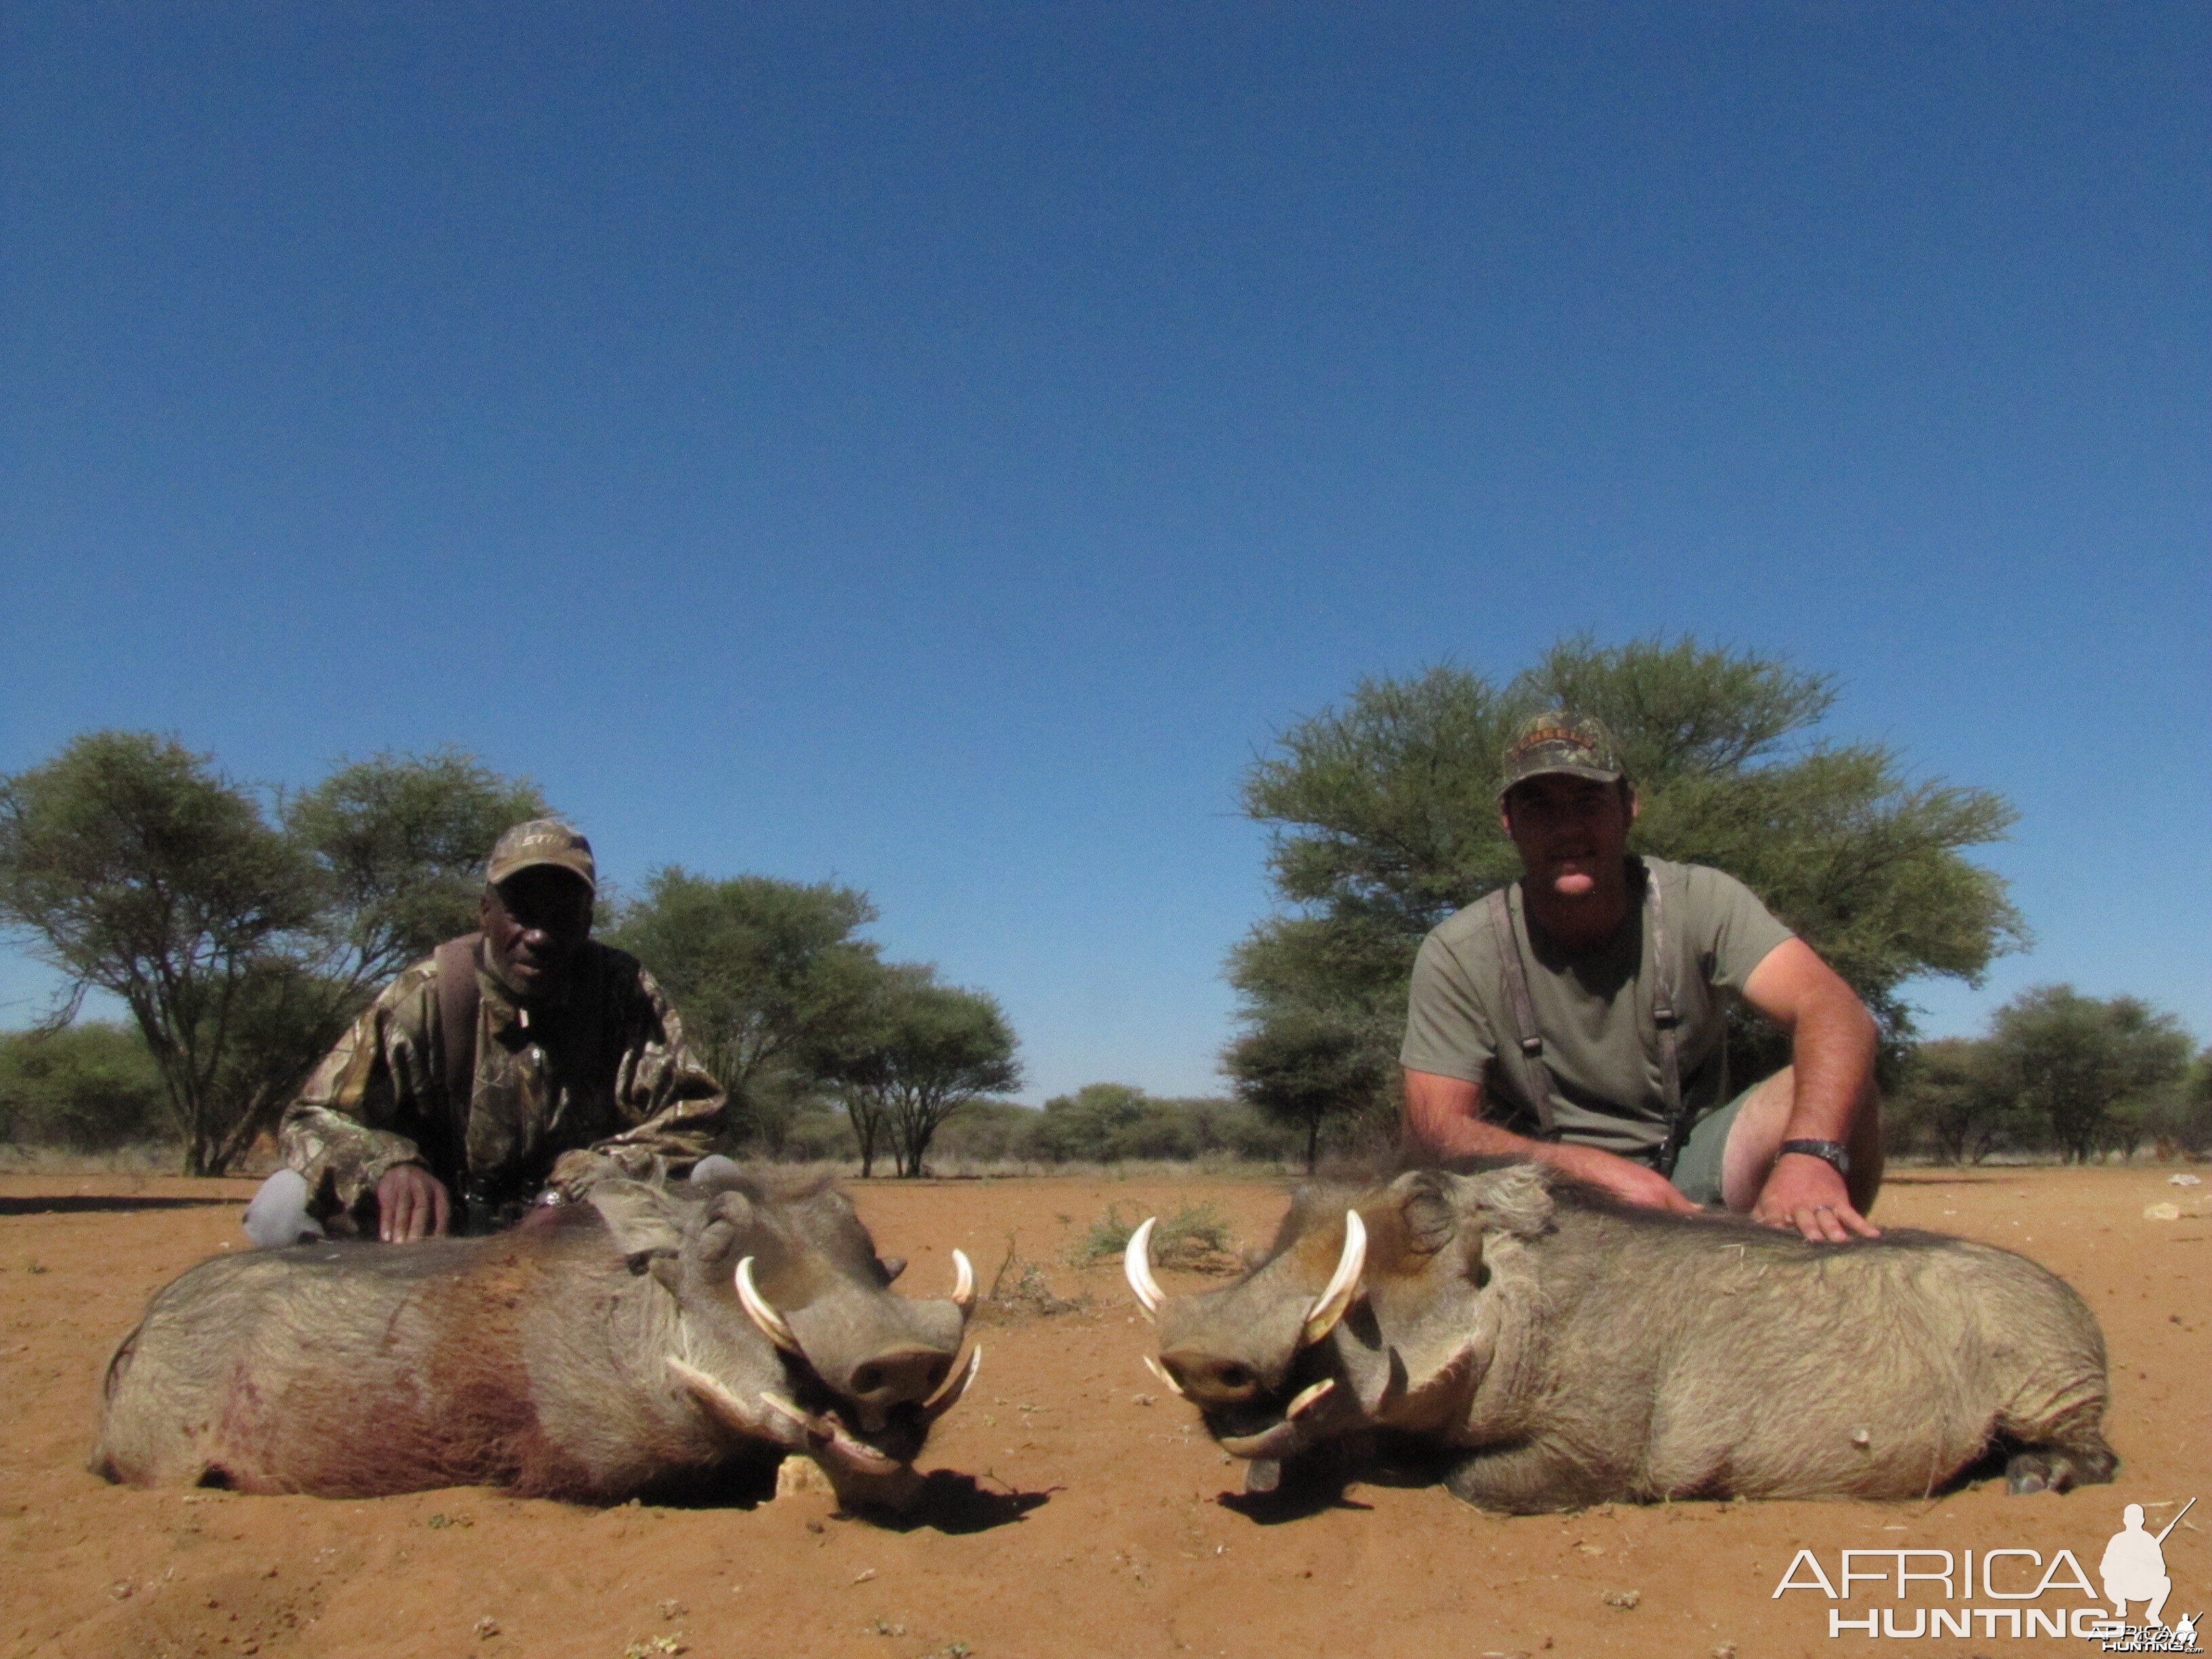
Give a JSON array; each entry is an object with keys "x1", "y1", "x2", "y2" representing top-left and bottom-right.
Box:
[{"x1": 291, "y1": 1226, "x2": 594, "y2": 1497}]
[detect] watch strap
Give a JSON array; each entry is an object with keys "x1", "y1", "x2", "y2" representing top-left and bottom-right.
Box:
[{"x1": 1780, "y1": 1138, "x2": 1851, "y2": 1176}]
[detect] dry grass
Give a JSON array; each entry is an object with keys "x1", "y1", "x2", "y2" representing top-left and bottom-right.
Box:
[
  {"x1": 973, "y1": 1231, "x2": 1088, "y2": 1323},
  {"x1": 0, "y1": 1143, "x2": 184, "y2": 1176},
  {"x1": 1071, "y1": 1201, "x2": 1242, "y2": 1274}
]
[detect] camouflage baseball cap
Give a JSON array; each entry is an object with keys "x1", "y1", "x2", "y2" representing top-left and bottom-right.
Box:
[
  {"x1": 1498, "y1": 711, "x2": 1626, "y2": 798},
  {"x1": 485, "y1": 819, "x2": 596, "y2": 893}
]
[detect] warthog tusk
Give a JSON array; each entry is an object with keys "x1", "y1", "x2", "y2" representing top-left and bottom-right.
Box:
[
  {"x1": 1298, "y1": 1210, "x2": 1366, "y2": 1348},
  {"x1": 1218, "y1": 1418, "x2": 1306, "y2": 1461},
  {"x1": 950, "y1": 1248, "x2": 976, "y2": 1314},
  {"x1": 758, "y1": 1390, "x2": 815, "y2": 1431},
  {"x1": 1142, "y1": 1355, "x2": 1186, "y2": 1398},
  {"x1": 735, "y1": 1256, "x2": 804, "y2": 1356},
  {"x1": 1124, "y1": 1217, "x2": 1166, "y2": 1317},
  {"x1": 1285, "y1": 1376, "x2": 1334, "y2": 1418},
  {"x1": 760, "y1": 1391, "x2": 902, "y2": 1475},
  {"x1": 667, "y1": 1359, "x2": 798, "y2": 1446},
  {"x1": 921, "y1": 1345, "x2": 983, "y2": 1419}
]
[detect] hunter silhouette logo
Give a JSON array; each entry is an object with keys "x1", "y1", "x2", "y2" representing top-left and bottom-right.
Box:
[
  {"x1": 1769, "y1": 1496, "x2": 2199, "y2": 1647},
  {"x1": 2095, "y1": 1500, "x2": 2198, "y2": 1653}
]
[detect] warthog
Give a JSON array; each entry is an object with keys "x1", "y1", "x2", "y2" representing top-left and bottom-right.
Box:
[
  {"x1": 1126, "y1": 1162, "x2": 2114, "y2": 1511},
  {"x1": 93, "y1": 1172, "x2": 981, "y2": 1511}
]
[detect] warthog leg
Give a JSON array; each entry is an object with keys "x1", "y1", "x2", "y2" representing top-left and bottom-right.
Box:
[
  {"x1": 1443, "y1": 1441, "x2": 1613, "y2": 1515},
  {"x1": 2004, "y1": 1435, "x2": 2118, "y2": 1496}
]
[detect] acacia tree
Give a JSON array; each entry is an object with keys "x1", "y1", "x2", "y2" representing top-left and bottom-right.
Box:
[
  {"x1": 0, "y1": 733, "x2": 547, "y2": 1174},
  {"x1": 1984, "y1": 985, "x2": 2193, "y2": 1162},
  {"x1": 607, "y1": 869, "x2": 885, "y2": 1152},
  {"x1": 285, "y1": 749, "x2": 548, "y2": 989},
  {"x1": 1889, "y1": 1036, "x2": 2041, "y2": 1165},
  {"x1": 0, "y1": 733, "x2": 319, "y2": 1172},
  {"x1": 1225, "y1": 1010, "x2": 1387, "y2": 1172},
  {"x1": 1228, "y1": 638, "x2": 2028, "y2": 1143},
  {"x1": 829, "y1": 964, "x2": 1020, "y2": 1177}
]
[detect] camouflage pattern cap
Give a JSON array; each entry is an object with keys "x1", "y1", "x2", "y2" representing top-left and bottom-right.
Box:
[
  {"x1": 1498, "y1": 711, "x2": 1626, "y2": 798},
  {"x1": 485, "y1": 819, "x2": 597, "y2": 893}
]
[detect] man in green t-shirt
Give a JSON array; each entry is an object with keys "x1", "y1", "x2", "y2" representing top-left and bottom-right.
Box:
[{"x1": 1400, "y1": 712, "x2": 1884, "y2": 1243}]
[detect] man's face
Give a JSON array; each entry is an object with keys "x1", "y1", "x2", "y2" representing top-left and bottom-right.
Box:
[
  {"x1": 1500, "y1": 774, "x2": 1637, "y2": 901},
  {"x1": 480, "y1": 867, "x2": 594, "y2": 996}
]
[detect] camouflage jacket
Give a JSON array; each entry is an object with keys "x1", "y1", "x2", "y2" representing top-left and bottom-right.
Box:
[{"x1": 280, "y1": 937, "x2": 726, "y2": 1223}]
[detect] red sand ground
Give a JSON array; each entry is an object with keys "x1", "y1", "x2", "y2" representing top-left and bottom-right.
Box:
[{"x1": 3, "y1": 1166, "x2": 2207, "y2": 1658}]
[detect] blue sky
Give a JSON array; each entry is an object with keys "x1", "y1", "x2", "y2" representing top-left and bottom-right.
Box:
[{"x1": 3, "y1": 4, "x2": 2207, "y2": 1099}]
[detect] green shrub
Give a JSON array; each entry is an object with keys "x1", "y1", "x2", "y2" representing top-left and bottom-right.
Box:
[
  {"x1": 0, "y1": 1023, "x2": 169, "y2": 1150},
  {"x1": 1073, "y1": 1201, "x2": 1237, "y2": 1271}
]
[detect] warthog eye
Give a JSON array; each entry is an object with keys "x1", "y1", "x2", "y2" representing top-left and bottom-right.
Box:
[
  {"x1": 853, "y1": 1363, "x2": 883, "y2": 1394},
  {"x1": 1217, "y1": 1364, "x2": 1252, "y2": 1391}
]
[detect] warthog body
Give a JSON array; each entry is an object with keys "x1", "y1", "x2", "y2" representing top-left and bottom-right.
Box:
[
  {"x1": 93, "y1": 1172, "x2": 979, "y2": 1510},
  {"x1": 1129, "y1": 1162, "x2": 2113, "y2": 1511}
]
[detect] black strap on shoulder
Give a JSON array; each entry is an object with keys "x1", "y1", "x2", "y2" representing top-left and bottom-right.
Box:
[
  {"x1": 1645, "y1": 871, "x2": 1689, "y2": 1177},
  {"x1": 1485, "y1": 887, "x2": 1558, "y2": 1139},
  {"x1": 1490, "y1": 872, "x2": 1691, "y2": 1171},
  {"x1": 434, "y1": 933, "x2": 483, "y2": 1172}
]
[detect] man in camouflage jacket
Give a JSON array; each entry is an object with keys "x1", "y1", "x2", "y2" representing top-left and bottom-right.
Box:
[{"x1": 271, "y1": 819, "x2": 725, "y2": 1242}]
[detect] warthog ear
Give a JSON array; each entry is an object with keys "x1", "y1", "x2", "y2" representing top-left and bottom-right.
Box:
[
  {"x1": 707, "y1": 1190, "x2": 757, "y2": 1229},
  {"x1": 586, "y1": 1181, "x2": 687, "y2": 1261},
  {"x1": 1469, "y1": 1164, "x2": 1555, "y2": 1240},
  {"x1": 1386, "y1": 1170, "x2": 1459, "y2": 1256},
  {"x1": 879, "y1": 1255, "x2": 907, "y2": 1284},
  {"x1": 696, "y1": 1218, "x2": 739, "y2": 1263}
]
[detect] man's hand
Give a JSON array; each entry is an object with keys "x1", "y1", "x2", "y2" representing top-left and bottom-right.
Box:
[
  {"x1": 1404, "y1": 1069, "x2": 1700, "y2": 1216},
  {"x1": 375, "y1": 1164, "x2": 451, "y2": 1242},
  {"x1": 1753, "y1": 1151, "x2": 1880, "y2": 1243},
  {"x1": 1542, "y1": 1141, "x2": 1704, "y2": 1215}
]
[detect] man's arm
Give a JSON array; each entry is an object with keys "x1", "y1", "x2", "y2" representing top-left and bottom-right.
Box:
[
  {"x1": 279, "y1": 966, "x2": 449, "y2": 1237},
  {"x1": 1738, "y1": 937, "x2": 1881, "y2": 1240},
  {"x1": 552, "y1": 964, "x2": 729, "y2": 1195},
  {"x1": 1401, "y1": 1069, "x2": 1700, "y2": 1212}
]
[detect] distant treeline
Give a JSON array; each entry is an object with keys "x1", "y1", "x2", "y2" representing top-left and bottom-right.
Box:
[
  {"x1": 773, "y1": 1084, "x2": 1298, "y2": 1168},
  {"x1": 9, "y1": 1008, "x2": 2204, "y2": 1172},
  {"x1": 0, "y1": 1027, "x2": 1297, "y2": 1171},
  {"x1": 1884, "y1": 985, "x2": 2209, "y2": 1165}
]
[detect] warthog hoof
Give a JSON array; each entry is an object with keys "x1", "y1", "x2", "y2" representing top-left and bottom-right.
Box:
[{"x1": 2003, "y1": 1441, "x2": 2117, "y2": 1496}]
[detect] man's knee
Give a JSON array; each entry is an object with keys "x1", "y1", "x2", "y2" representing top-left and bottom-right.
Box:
[
  {"x1": 1719, "y1": 1067, "x2": 1886, "y2": 1214},
  {"x1": 1717, "y1": 1069, "x2": 1795, "y2": 1211}
]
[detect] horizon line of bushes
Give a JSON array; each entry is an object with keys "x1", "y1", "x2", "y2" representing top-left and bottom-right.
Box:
[{"x1": 6, "y1": 1005, "x2": 2205, "y2": 1172}]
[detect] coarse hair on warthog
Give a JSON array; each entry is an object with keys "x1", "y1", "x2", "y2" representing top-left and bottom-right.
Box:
[
  {"x1": 1125, "y1": 1160, "x2": 2114, "y2": 1511},
  {"x1": 91, "y1": 1170, "x2": 982, "y2": 1511}
]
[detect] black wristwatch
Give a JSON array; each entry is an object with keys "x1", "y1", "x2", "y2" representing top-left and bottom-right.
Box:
[{"x1": 1780, "y1": 1139, "x2": 1851, "y2": 1176}]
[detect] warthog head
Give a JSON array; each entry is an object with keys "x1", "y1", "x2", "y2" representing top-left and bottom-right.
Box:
[
  {"x1": 1126, "y1": 1166, "x2": 1553, "y2": 1492},
  {"x1": 600, "y1": 1172, "x2": 981, "y2": 1508}
]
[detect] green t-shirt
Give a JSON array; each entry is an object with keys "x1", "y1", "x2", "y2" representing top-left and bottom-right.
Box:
[{"x1": 1399, "y1": 856, "x2": 1795, "y2": 1162}]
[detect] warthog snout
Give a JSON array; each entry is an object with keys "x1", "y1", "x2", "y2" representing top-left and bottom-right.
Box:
[
  {"x1": 704, "y1": 1226, "x2": 983, "y2": 1479},
  {"x1": 848, "y1": 1345, "x2": 954, "y2": 1406},
  {"x1": 1126, "y1": 1206, "x2": 1368, "y2": 1492}
]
